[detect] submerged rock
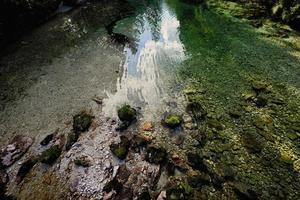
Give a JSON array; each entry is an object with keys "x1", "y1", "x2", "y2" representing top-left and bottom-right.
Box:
[
  {"x1": 187, "y1": 153, "x2": 207, "y2": 172},
  {"x1": 186, "y1": 102, "x2": 207, "y2": 120},
  {"x1": 110, "y1": 136, "x2": 130, "y2": 160},
  {"x1": 241, "y1": 131, "x2": 264, "y2": 153},
  {"x1": 39, "y1": 145, "x2": 62, "y2": 164},
  {"x1": 164, "y1": 114, "x2": 182, "y2": 128},
  {"x1": 117, "y1": 105, "x2": 137, "y2": 122},
  {"x1": 16, "y1": 157, "x2": 38, "y2": 183},
  {"x1": 206, "y1": 119, "x2": 225, "y2": 130},
  {"x1": 146, "y1": 145, "x2": 167, "y2": 164},
  {"x1": 232, "y1": 182, "x2": 259, "y2": 200},
  {"x1": 255, "y1": 93, "x2": 268, "y2": 107},
  {"x1": 0, "y1": 135, "x2": 33, "y2": 168},
  {"x1": 73, "y1": 111, "x2": 94, "y2": 133},
  {"x1": 165, "y1": 179, "x2": 194, "y2": 200},
  {"x1": 103, "y1": 178, "x2": 123, "y2": 194}
]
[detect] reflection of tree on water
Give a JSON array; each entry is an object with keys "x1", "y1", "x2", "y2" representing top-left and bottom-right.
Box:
[{"x1": 136, "y1": 0, "x2": 163, "y2": 42}]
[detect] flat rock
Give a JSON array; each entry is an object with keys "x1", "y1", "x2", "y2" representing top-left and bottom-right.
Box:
[{"x1": 0, "y1": 135, "x2": 33, "y2": 168}]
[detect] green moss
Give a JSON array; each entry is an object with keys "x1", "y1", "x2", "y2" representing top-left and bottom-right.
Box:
[
  {"x1": 39, "y1": 145, "x2": 62, "y2": 164},
  {"x1": 73, "y1": 111, "x2": 94, "y2": 133},
  {"x1": 110, "y1": 136, "x2": 130, "y2": 159},
  {"x1": 165, "y1": 114, "x2": 182, "y2": 128},
  {"x1": 117, "y1": 104, "x2": 136, "y2": 122}
]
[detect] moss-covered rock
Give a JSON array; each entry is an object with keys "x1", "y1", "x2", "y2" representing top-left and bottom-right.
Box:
[
  {"x1": 164, "y1": 114, "x2": 182, "y2": 128},
  {"x1": 117, "y1": 104, "x2": 137, "y2": 122},
  {"x1": 146, "y1": 145, "x2": 167, "y2": 164},
  {"x1": 110, "y1": 136, "x2": 130, "y2": 160},
  {"x1": 65, "y1": 132, "x2": 79, "y2": 151},
  {"x1": 39, "y1": 145, "x2": 62, "y2": 164},
  {"x1": 73, "y1": 111, "x2": 93, "y2": 133}
]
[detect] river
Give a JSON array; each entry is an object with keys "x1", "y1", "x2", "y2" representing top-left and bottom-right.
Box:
[{"x1": 0, "y1": 0, "x2": 300, "y2": 199}]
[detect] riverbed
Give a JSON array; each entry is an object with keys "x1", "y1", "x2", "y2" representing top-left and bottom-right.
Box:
[{"x1": 0, "y1": 0, "x2": 300, "y2": 199}]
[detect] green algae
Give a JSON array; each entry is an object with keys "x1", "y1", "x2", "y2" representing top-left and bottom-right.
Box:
[{"x1": 164, "y1": 114, "x2": 182, "y2": 128}]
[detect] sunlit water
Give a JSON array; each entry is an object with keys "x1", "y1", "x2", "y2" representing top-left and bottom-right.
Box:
[{"x1": 103, "y1": 1, "x2": 185, "y2": 120}]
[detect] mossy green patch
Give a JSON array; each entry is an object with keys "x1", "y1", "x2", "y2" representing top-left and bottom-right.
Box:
[
  {"x1": 164, "y1": 114, "x2": 182, "y2": 128},
  {"x1": 117, "y1": 104, "x2": 136, "y2": 122},
  {"x1": 73, "y1": 111, "x2": 94, "y2": 133}
]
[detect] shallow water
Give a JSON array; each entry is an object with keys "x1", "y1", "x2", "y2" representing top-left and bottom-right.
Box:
[{"x1": 1, "y1": 0, "x2": 300, "y2": 199}]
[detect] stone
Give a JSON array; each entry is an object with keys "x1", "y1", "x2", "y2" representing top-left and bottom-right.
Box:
[
  {"x1": 187, "y1": 170, "x2": 210, "y2": 188},
  {"x1": 137, "y1": 189, "x2": 151, "y2": 200},
  {"x1": 141, "y1": 121, "x2": 154, "y2": 131},
  {"x1": 187, "y1": 153, "x2": 207, "y2": 172},
  {"x1": 232, "y1": 182, "x2": 259, "y2": 200},
  {"x1": 132, "y1": 134, "x2": 151, "y2": 149},
  {"x1": 287, "y1": 132, "x2": 299, "y2": 140},
  {"x1": 40, "y1": 131, "x2": 56, "y2": 146},
  {"x1": 103, "y1": 178, "x2": 123, "y2": 194},
  {"x1": 117, "y1": 105, "x2": 137, "y2": 122},
  {"x1": 165, "y1": 180, "x2": 193, "y2": 200},
  {"x1": 0, "y1": 135, "x2": 33, "y2": 168},
  {"x1": 146, "y1": 145, "x2": 167, "y2": 164},
  {"x1": 241, "y1": 131, "x2": 264, "y2": 154},
  {"x1": 229, "y1": 109, "x2": 242, "y2": 118},
  {"x1": 255, "y1": 93, "x2": 268, "y2": 107},
  {"x1": 115, "y1": 121, "x2": 131, "y2": 132},
  {"x1": 242, "y1": 90, "x2": 257, "y2": 101},
  {"x1": 186, "y1": 102, "x2": 207, "y2": 120},
  {"x1": 206, "y1": 119, "x2": 225, "y2": 130},
  {"x1": 252, "y1": 80, "x2": 268, "y2": 92},
  {"x1": 73, "y1": 111, "x2": 94, "y2": 133},
  {"x1": 65, "y1": 132, "x2": 79, "y2": 151},
  {"x1": 39, "y1": 145, "x2": 62, "y2": 164},
  {"x1": 164, "y1": 114, "x2": 182, "y2": 128},
  {"x1": 280, "y1": 151, "x2": 294, "y2": 164},
  {"x1": 16, "y1": 157, "x2": 38, "y2": 183},
  {"x1": 74, "y1": 156, "x2": 90, "y2": 167},
  {"x1": 110, "y1": 136, "x2": 130, "y2": 160}
]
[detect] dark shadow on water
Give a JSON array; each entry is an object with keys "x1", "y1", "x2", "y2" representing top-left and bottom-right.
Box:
[{"x1": 166, "y1": 0, "x2": 300, "y2": 198}]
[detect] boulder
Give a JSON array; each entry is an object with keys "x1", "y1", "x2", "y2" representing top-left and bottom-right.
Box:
[
  {"x1": 73, "y1": 111, "x2": 94, "y2": 133},
  {"x1": 0, "y1": 135, "x2": 33, "y2": 168},
  {"x1": 117, "y1": 105, "x2": 137, "y2": 122},
  {"x1": 146, "y1": 145, "x2": 167, "y2": 164},
  {"x1": 39, "y1": 145, "x2": 62, "y2": 164},
  {"x1": 163, "y1": 114, "x2": 182, "y2": 128},
  {"x1": 110, "y1": 136, "x2": 130, "y2": 160}
]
